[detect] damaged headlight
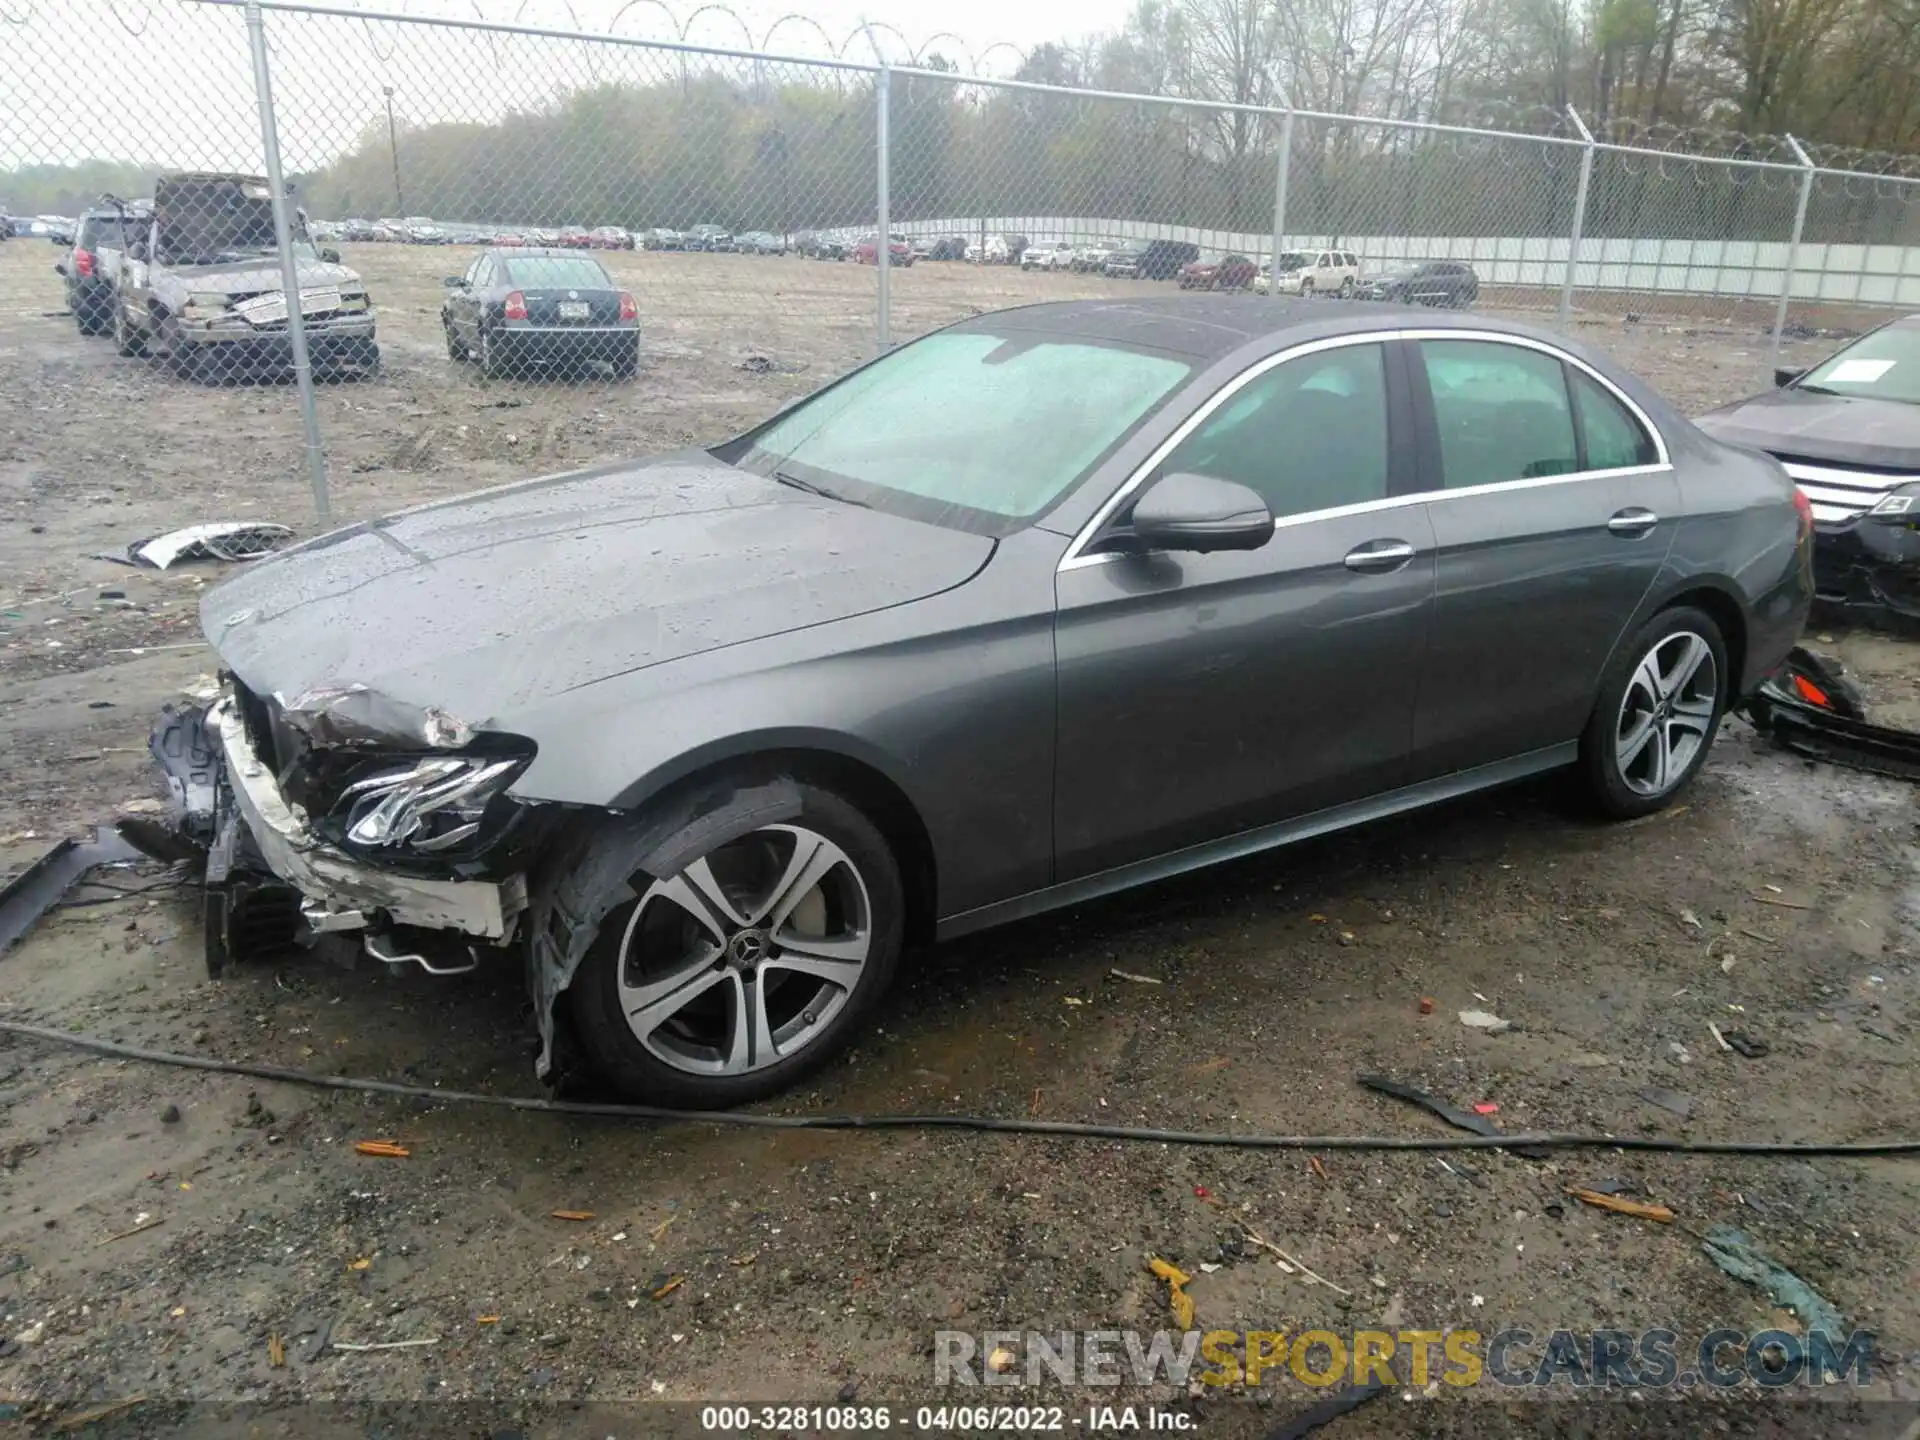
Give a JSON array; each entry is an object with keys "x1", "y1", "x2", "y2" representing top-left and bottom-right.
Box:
[
  {"x1": 335, "y1": 754, "x2": 526, "y2": 854},
  {"x1": 1868, "y1": 485, "x2": 1920, "y2": 522}
]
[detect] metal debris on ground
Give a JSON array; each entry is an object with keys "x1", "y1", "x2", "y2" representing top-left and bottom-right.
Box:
[
  {"x1": 1724, "y1": 1030, "x2": 1770, "y2": 1058},
  {"x1": 0, "y1": 829, "x2": 145, "y2": 954},
  {"x1": 1262, "y1": 1378, "x2": 1390, "y2": 1440},
  {"x1": 331, "y1": 1337, "x2": 440, "y2": 1352},
  {"x1": 1700, "y1": 1227, "x2": 1847, "y2": 1335},
  {"x1": 1108, "y1": 968, "x2": 1162, "y2": 985},
  {"x1": 1568, "y1": 1187, "x2": 1675, "y2": 1224},
  {"x1": 116, "y1": 522, "x2": 295, "y2": 570},
  {"x1": 1741, "y1": 646, "x2": 1920, "y2": 781},
  {"x1": 1357, "y1": 1074, "x2": 1549, "y2": 1158},
  {"x1": 1146, "y1": 1257, "x2": 1195, "y2": 1329}
]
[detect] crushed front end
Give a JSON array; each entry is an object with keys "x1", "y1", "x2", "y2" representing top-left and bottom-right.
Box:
[
  {"x1": 1809, "y1": 485, "x2": 1920, "y2": 628},
  {"x1": 145, "y1": 677, "x2": 539, "y2": 978}
]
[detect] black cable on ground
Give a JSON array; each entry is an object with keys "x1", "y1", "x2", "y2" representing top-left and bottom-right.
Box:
[{"x1": 3, "y1": 1017, "x2": 1918, "y2": 1156}]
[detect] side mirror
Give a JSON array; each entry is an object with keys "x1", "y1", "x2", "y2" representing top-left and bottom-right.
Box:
[
  {"x1": 320, "y1": 247, "x2": 341, "y2": 263},
  {"x1": 1128, "y1": 472, "x2": 1273, "y2": 554},
  {"x1": 1774, "y1": 366, "x2": 1804, "y2": 388},
  {"x1": 443, "y1": 275, "x2": 464, "y2": 287}
]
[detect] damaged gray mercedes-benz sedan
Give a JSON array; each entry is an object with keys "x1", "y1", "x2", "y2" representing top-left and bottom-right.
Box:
[{"x1": 154, "y1": 297, "x2": 1813, "y2": 1106}]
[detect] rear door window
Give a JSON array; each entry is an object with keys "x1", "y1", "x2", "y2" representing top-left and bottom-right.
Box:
[
  {"x1": 1571, "y1": 370, "x2": 1659, "y2": 470},
  {"x1": 1420, "y1": 339, "x2": 1580, "y2": 488}
]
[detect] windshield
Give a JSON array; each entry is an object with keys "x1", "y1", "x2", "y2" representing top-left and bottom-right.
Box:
[
  {"x1": 728, "y1": 330, "x2": 1194, "y2": 529},
  {"x1": 1798, "y1": 324, "x2": 1920, "y2": 404},
  {"x1": 1276, "y1": 252, "x2": 1309, "y2": 272},
  {"x1": 503, "y1": 256, "x2": 611, "y2": 288}
]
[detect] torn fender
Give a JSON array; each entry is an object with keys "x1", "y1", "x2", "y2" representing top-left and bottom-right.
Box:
[{"x1": 527, "y1": 776, "x2": 802, "y2": 1083}]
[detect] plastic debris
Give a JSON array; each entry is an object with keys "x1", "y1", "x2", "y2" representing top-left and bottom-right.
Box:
[
  {"x1": 1701, "y1": 1227, "x2": 1846, "y2": 1335},
  {"x1": 267, "y1": 1333, "x2": 285, "y2": 1368},
  {"x1": 1459, "y1": 1009, "x2": 1512, "y2": 1033},
  {"x1": 1724, "y1": 1031, "x2": 1770, "y2": 1058},
  {"x1": 1472, "y1": 1102, "x2": 1500, "y2": 1116},
  {"x1": 1358, "y1": 1074, "x2": 1548, "y2": 1158},
  {"x1": 551, "y1": 1210, "x2": 594, "y2": 1222},
  {"x1": 353, "y1": 1141, "x2": 410, "y2": 1158},
  {"x1": 124, "y1": 522, "x2": 294, "y2": 570},
  {"x1": 1638, "y1": 1087, "x2": 1695, "y2": 1119},
  {"x1": 1568, "y1": 1187, "x2": 1675, "y2": 1224},
  {"x1": 652, "y1": 1276, "x2": 684, "y2": 1301},
  {"x1": 1108, "y1": 968, "x2": 1162, "y2": 985},
  {"x1": 1418, "y1": 996, "x2": 1435, "y2": 1015},
  {"x1": 1265, "y1": 1379, "x2": 1389, "y2": 1439},
  {"x1": 1147, "y1": 1257, "x2": 1195, "y2": 1329}
]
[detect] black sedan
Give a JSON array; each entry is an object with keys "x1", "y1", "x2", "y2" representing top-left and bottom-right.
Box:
[
  {"x1": 1358, "y1": 261, "x2": 1479, "y2": 307},
  {"x1": 163, "y1": 298, "x2": 1809, "y2": 1107},
  {"x1": 1695, "y1": 314, "x2": 1920, "y2": 622},
  {"x1": 440, "y1": 248, "x2": 640, "y2": 379}
]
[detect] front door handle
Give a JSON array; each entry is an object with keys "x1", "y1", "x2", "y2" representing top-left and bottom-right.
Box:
[
  {"x1": 1608, "y1": 507, "x2": 1659, "y2": 537},
  {"x1": 1344, "y1": 539, "x2": 1416, "y2": 573}
]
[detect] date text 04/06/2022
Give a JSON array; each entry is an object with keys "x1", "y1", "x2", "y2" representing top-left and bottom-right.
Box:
[{"x1": 697, "y1": 1405, "x2": 1191, "y2": 1431}]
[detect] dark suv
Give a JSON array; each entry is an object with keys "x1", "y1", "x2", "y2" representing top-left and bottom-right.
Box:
[{"x1": 56, "y1": 207, "x2": 145, "y2": 335}]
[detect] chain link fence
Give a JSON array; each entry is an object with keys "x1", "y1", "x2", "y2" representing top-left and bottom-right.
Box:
[{"x1": 3, "y1": 0, "x2": 1918, "y2": 521}]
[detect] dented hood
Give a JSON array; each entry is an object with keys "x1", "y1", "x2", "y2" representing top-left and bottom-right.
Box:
[{"x1": 201, "y1": 453, "x2": 994, "y2": 729}]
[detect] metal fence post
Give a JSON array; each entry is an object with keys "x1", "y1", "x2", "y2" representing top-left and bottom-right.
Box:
[
  {"x1": 1269, "y1": 107, "x2": 1293, "y2": 298},
  {"x1": 1559, "y1": 106, "x2": 1594, "y2": 331},
  {"x1": 244, "y1": 0, "x2": 331, "y2": 527},
  {"x1": 1770, "y1": 135, "x2": 1816, "y2": 377},
  {"x1": 875, "y1": 64, "x2": 891, "y2": 353}
]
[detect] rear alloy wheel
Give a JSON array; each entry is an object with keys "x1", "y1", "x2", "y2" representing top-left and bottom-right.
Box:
[
  {"x1": 1299, "y1": 277, "x2": 1315, "y2": 297},
  {"x1": 567, "y1": 786, "x2": 904, "y2": 1106},
  {"x1": 1580, "y1": 606, "x2": 1728, "y2": 819},
  {"x1": 1340, "y1": 277, "x2": 1356, "y2": 298}
]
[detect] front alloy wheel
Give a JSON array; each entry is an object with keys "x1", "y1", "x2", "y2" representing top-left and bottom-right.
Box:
[
  {"x1": 618, "y1": 826, "x2": 872, "y2": 1077},
  {"x1": 565, "y1": 783, "x2": 904, "y2": 1106},
  {"x1": 1580, "y1": 606, "x2": 1728, "y2": 818}
]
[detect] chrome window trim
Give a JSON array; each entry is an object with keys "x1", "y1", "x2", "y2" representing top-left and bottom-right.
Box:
[{"x1": 1056, "y1": 326, "x2": 1673, "y2": 574}]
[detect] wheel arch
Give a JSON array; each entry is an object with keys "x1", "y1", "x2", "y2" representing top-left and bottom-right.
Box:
[
  {"x1": 1651, "y1": 579, "x2": 1749, "y2": 698},
  {"x1": 601, "y1": 733, "x2": 940, "y2": 946}
]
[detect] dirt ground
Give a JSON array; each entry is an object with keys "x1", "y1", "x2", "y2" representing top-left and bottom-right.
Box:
[{"x1": 3, "y1": 238, "x2": 1919, "y2": 1436}]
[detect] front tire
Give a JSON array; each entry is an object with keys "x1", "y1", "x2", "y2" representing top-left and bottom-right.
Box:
[
  {"x1": 1579, "y1": 606, "x2": 1729, "y2": 819},
  {"x1": 565, "y1": 781, "x2": 905, "y2": 1107},
  {"x1": 1299, "y1": 278, "x2": 1315, "y2": 297},
  {"x1": 113, "y1": 300, "x2": 145, "y2": 357},
  {"x1": 1340, "y1": 277, "x2": 1355, "y2": 298}
]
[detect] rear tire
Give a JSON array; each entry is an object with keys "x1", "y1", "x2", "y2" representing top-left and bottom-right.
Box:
[
  {"x1": 610, "y1": 338, "x2": 639, "y2": 380},
  {"x1": 444, "y1": 316, "x2": 469, "y2": 361},
  {"x1": 113, "y1": 300, "x2": 145, "y2": 357},
  {"x1": 563, "y1": 780, "x2": 905, "y2": 1107},
  {"x1": 479, "y1": 326, "x2": 506, "y2": 379},
  {"x1": 1340, "y1": 277, "x2": 1355, "y2": 298},
  {"x1": 1578, "y1": 606, "x2": 1729, "y2": 820},
  {"x1": 1300, "y1": 278, "x2": 1315, "y2": 297}
]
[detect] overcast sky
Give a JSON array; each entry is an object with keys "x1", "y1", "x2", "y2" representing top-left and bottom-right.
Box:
[{"x1": 4, "y1": 0, "x2": 1122, "y2": 178}]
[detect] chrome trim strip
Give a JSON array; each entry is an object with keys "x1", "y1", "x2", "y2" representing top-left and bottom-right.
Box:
[
  {"x1": 1056, "y1": 327, "x2": 1673, "y2": 573},
  {"x1": 1058, "y1": 462, "x2": 1674, "y2": 572},
  {"x1": 1782, "y1": 461, "x2": 1911, "y2": 492}
]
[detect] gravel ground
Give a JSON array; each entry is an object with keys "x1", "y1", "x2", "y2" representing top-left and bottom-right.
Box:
[{"x1": 1, "y1": 239, "x2": 1917, "y2": 1437}]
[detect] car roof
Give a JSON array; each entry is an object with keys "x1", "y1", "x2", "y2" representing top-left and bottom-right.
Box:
[
  {"x1": 486, "y1": 247, "x2": 606, "y2": 259},
  {"x1": 947, "y1": 295, "x2": 1551, "y2": 362}
]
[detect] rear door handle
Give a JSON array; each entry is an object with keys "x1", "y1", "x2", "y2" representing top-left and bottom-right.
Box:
[
  {"x1": 1344, "y1": 539, "x2": 1416, "y2": 573},
  {"x1": 1608, "y1": 507, "x2": 1659, "y2": 537}
]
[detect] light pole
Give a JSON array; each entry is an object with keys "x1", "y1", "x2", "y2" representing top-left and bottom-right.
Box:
[{"x1": 383, "y1": 86, "x2": 405, "y2": 214}]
